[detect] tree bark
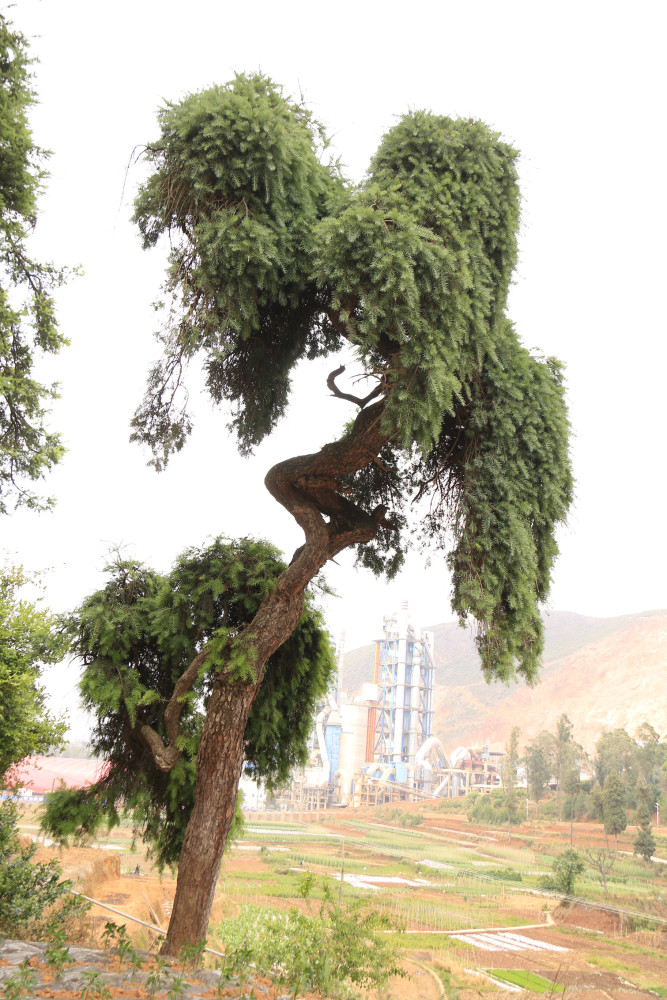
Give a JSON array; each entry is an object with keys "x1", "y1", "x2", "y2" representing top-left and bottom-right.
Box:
[{"x1": 160, "y1": 393, "x2": 391, "y2": 955}]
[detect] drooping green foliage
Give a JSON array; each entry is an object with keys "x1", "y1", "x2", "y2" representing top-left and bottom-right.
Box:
[
  {"x1": 314, "y1": 111, "x2": 520, "y2": 451},
  {"x1": 132, "y1": 73, "x2": 343, "y2": 462},
  {"x1": 0, "y1": 565, "x2": 67, "y2": 782},
  {"x1": 41, "y1": 538, "x2": 334, "y2": 868},
  {"x1": 132, "y1": 72, "x2": 573, "y2": 684},
  {"x1": 0, "y1": 15, "x2": 69, "y2": 513}
]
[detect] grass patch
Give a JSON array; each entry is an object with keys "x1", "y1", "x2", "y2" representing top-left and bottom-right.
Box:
[
  {"x1": 488, "y1": 969, "x2": 564, "y2": 993},
  {"x1": 586, "y1": 954, "x2": 641, "y2": 974}
]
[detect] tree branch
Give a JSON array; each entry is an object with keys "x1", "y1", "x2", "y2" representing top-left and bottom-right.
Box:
[
  {"x1": 138, "y1": 397, "x2": 394, "y2": 774},
  {"x1": 138, "y1": 647, "x2": 211, "y2": 773},
  {"x1": 326, "y1": 365, "x2": 383, "y2": 408}
]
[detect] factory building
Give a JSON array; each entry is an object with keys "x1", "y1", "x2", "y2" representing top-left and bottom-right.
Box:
[{"x1": 273, "y1": 603, "x2": 503, "y2": 811}]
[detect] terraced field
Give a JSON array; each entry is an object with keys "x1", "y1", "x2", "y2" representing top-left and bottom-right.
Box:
[{"x1": 16, "y1": 800, "x2": 667, "y2": 998}]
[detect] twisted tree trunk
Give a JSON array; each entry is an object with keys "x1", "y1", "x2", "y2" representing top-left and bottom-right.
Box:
[{"x1": 160, "y1": 394, "x2": 391, "y2": 955}]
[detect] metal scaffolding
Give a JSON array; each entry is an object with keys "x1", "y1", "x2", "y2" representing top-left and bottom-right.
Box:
[{"x1": 373, "y1": 602, "x2": 435, "y2": 766}]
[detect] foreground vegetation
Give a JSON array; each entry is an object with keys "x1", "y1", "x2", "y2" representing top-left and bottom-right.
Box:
[{"x1": 4, "y1": 793, "x2": 666, "y2": 998}]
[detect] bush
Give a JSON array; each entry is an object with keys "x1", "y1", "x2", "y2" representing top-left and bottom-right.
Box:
[
  {"x1": 0, "y1": 799, "x2": 88, "y2": 938},
  {"x1": 215, "y1": 882, "x2": 404, "y2": 997},
  {"x1": 465, "y1": 790, "x2": 521, "y2": 827},
  {"x1": 539, "y1": 848, "x2": 585, "y2": 896},
  {"x1": 486, "y1": 867, "x2": 522, "y2": 882},
  {"x1": 379, "y1": 806, "x2": 423, "y2": 827}
]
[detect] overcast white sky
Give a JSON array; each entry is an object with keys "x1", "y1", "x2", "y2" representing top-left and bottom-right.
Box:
[{"x1": 5, "y1": 0, "x2": 666, "y2": 738}]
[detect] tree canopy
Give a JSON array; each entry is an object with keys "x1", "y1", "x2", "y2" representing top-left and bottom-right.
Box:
[
  {"x1": 0, "y1": 15, "x2": 69, "y2": 513},
  {"x1": 0, "y1": 565, "x2": 67, "y2": 783},
  {"x1": 65, "y1": 74, "x2": 576, "y2": 953},
  {"x1": 131, "y1": 72, "x2": 573, "y2": 684},
  {"x1": 42, "y1": 538, "x2": 335, "y2": 868}
]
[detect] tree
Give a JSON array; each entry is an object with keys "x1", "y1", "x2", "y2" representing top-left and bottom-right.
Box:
[
  {"x1": 603, "y1": 772, "x2": 627, "y2": 854},
  {"x1": 634, "y1": 723, "x2": 666, "y2": 806},
  {"x1": 540, "y1": 848, "x2": 585, "y2": 897},
  {"x1": 524, "y1": 731, "x2": 556, "y2": 802},
  {"x1": 552, "y1": 714, "x2": 584, "y2": 821},
  {"x1": 563, "y1": 763, "x2": 581, "y2": 845},
  {"x1": 112, "y1": 74, "x2": 572, "y2": 953},
  {"x1": 595, "y1": 728, "x2": 636, "y2": 790},
  {"x1": 633, "y1": 784, "x2": 657, "y2": 864},
  {"x1": 583, "y1": 847, "x2": 614, "y2": 896},
  {"x1": 501, "y1": 726, "x2": 521, "y2": 841},
  {"x1": 0, "y1": 565, "x2": 67, "y2": 783},
  {"x1": 0, "y1": 14, "x2": 69, "y2": 513},
  {"x1": 42, "y1": 539, "x2": 334, "y2": 869},
  {"x1": 634, "y1": 824, "x2": 656, "y2": 864}
]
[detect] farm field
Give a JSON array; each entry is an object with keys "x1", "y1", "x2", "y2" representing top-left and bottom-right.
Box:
[{"x1": 16, "y1": 799, "x2": 667, "y2": 999}]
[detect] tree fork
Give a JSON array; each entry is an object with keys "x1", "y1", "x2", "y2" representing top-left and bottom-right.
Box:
[{"x1": 160, "y1": 391, "x2": 391, "y2": 955}]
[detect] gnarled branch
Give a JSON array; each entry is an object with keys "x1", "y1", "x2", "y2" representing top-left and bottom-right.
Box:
[
  {"x1": 326, "y1": 364, "x2": 383, "y2": 408},
  {"x1": 138, "y1": 646, "x2": 212, "y2": 773}
]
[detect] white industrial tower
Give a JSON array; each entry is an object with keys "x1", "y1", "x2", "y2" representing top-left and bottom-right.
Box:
[{"x1": 373, "y1": 602, "x2": 435, "y2": 765}]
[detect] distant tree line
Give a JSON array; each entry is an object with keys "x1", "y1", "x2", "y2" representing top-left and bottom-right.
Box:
[{"x1": 467, "y1": 715, "x2": 665, "y2": 864}]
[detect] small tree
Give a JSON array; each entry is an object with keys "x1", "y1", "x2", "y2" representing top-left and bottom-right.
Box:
[
  {"x1": 501, "y1": 726, "x2": 521, "y2": 841},
  {"x1": 0, "y1": 800, "x2": 86, "y2": 937},
  {"x1": 603, "y1": 772, "x2": 627, "y2": 854},
  {"x1": 563, "y1": 763, "x2": 581, "y2": 845},
  {"x1": 633, "y1": 785, "x2": 657, "y2": 864},
  {"x1": 584, "y1": 847, "x2": 614, "y2": 896},
  {"x1": 524, "y1": 731, "x2": 556, "y2": 803},
  {"x1": 0, "y1": 15, "x2": 70, "y2": 513},
  {"x1": 540, "y1": 848, "x2": 585, "y2": 897},
  {"x1": 634, "y1": 824, "x2": 656, "y2": 864},
  {"x1": 98, "y1": 74, "x2": 573, "y2": 953}
]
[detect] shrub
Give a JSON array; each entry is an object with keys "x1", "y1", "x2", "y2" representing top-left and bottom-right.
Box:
[
  {"x1": 539, "y1": 848, "x2": 585, "y2": 896},
  {"x1": 0, "y1": 799, "x2": 88, "y2": 938},
  {"x1": 486, "y1": 867, "x2": 522, "y2": 882},
  {"x1": 215, "y1": 882, "x2": 404, "y2": 996}
]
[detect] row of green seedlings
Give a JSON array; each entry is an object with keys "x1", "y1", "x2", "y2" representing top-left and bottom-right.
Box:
[
  {"x1": 244, "y1": 831, "x2": 329, "y2": 846},
  {"x1": 0, "y1": 923, "x2": 228, "y2": 1000},
  {"x1": 279, "y1": 849, "x2": 392, "y2": 873},
  {"x1": 342, "y1": 825, "x2": 530, "y2": 872}
]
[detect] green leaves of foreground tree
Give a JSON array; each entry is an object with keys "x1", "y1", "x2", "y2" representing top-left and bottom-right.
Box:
[
  {"x1": 0, "y1": 15, "x2": 69, "y2": 513},
  {"x1": 42, "y1": 539, "x2": 334, "y2": 869},
  {"x1": 0, "y1": 565, "x2": 66, "y2": 781},
  {"x1": 81, "y1": 74, "x2": 571, "y2": 954}
]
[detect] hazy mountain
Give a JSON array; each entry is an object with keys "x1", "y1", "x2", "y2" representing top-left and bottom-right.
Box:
[{"x1": 341, "y1": 609, "x2": 667, "y2": 752}]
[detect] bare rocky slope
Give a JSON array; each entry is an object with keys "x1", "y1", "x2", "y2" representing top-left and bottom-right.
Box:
[{"x1": 342, "y1": 609, "x2": 667, "y2": 752}]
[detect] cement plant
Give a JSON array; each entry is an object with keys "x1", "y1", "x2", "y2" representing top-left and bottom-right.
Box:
[{"x1": 248, "y1": 603, "x2": 506, "y2": 811}]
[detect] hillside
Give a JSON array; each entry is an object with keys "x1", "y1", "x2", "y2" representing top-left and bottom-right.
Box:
[{"x1": 342, "y1": 608, "x2": 667, "y2": 752}]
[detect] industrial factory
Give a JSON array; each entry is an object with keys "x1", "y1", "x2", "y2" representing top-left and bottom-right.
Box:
[{"x1": 272, "y1": 603, "x2": 503, "y2": 811}]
